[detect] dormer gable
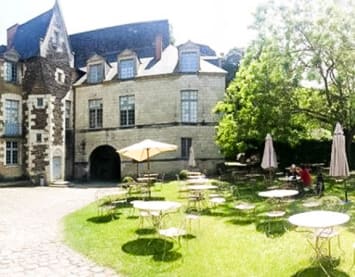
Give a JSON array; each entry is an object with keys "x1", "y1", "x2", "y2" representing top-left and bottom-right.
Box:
[
  {"x1": 40, "y1": 1, "x2": 74, "y2": 66},
  {"x1": 178, "y1": 41, "x2": 200, "y2": 73},
  {"x1": 3, "y1": 48, "x2": 20, "y2": 83},
  {"x1": 117, "y1": 49, "x2": 138, "y2": 80},
  {"x1": 86, "y1": 54, "x2": 109, "y2": 84}
]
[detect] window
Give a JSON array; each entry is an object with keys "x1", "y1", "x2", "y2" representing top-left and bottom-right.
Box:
[
  {"x1": 181, "y1": 138, "x2": 192, "y2": 159},
  {"x1": 65, "y1": 100, "x2": 71, "y2": 129},
  {"x1": 179, "y1": 51, "x2": 199, "y2": 72},
  {"x1": 55, "y1": 68, "x2": 65, "y2": 83},
  {"x1": 119, "y1": 59, "x2": 135, "y2": 79},
  {"x1": 36, "y1": 133, "x2": 42, "y2": 143},
  {"x1": 4, "y1": 61, "x2": 17, "y2": 82},
  {"x1": 53, "y1": 30, "x2": 60, "y2": 47},
  {"x1": 6, "y1": 141, "x2": 18, "y2": 165},
  {"x1": 120, "y1": 95, "x2": 135, "y2": 126},
  {"x1": 4, "y1": 99, "x2": 20, "y2": 136},
  {"x1": 87, "y1": 63, "x2": 104, "y2": 84},
  {"x1": 181, "y1": 90, "x2": 198, "y2": 123},
  {"x1": 89, "y1": 99, "x2": 103, "y2": 128},
  {"x1": 37, "y1": 98, "x2": 43, "y2": 107}
]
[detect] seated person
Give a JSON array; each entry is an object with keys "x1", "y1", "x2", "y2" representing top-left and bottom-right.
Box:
[
  {"x1": 289, "y1": 164, "x2": 298, "y2": 179},
  {"x1": 296, "y1": 166, "x2": 312, "y2": 187}
]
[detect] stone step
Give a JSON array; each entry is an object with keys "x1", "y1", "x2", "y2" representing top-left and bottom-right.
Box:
[{"x1": 49, "y1": 180, "x2": 70, "y2": 187}]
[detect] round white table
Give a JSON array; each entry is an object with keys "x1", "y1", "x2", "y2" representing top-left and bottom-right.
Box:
[
  {"x1": 187, "y1": 185, "x2": 217, "y2": 191},
  {"x1": 288, "y1": 210, "x2": 350, "y2": 229},
  {"x1": 133, "y1": 200, "x2": 181, "y2": 213},
  {"x1": 133, "y1": 200, "x2": 182, "y2": 229},
  {"x1": 258, "y1": 189, "x2": 299, "y2": 198},
  {"x1": 186, "y1": 178, "x2": 210, "y2": 184},
  {"x1": 288, "y1": 210, "x2": 350, "y2": 260},
  {"x1": 278, "y1": 176, "x2": 301, "y2": 182}
]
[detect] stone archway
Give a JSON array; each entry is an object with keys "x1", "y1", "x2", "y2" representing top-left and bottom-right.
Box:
[{"x1": 89, "y1": 145, "x2": 121, "y2": 181}]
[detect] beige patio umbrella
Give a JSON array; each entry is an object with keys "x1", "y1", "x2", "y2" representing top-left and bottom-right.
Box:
[
  {"x1": 188, "y1": 146, "x2": 196, "y2": 168},
  {"x1": 329, "y1": 122, "x2": 350, "y2": 201},
  {"x1": 117, "y1": 139, "x2": 178, "y2": 172},
  {"x1": 261, "y1": 134, "x2": 278, "y2": 181},
  {"x1": 261, "y1": 134, "x2": 278, "y2": 170}
]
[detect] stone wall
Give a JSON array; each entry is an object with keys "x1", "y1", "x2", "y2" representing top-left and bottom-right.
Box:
[{"x1": 74, "y1": 73, "x2": 225, "y2": 179}]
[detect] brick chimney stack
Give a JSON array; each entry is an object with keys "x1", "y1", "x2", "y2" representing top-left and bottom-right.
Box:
[
  {"x1": 155, "y1": 34, "x2": 163, "y2": 61},
  {"x1": 7, "y1": 24, "x2": 19, "y2": 49}
]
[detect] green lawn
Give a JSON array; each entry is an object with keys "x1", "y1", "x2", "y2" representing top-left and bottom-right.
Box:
[{"x1": 63, "y1": 178, "x2": 355, "y2": 277}]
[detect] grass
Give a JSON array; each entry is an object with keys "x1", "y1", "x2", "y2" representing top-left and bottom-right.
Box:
[{"x1": 63, "y1": 178, "x2": 355, "y2": 277}]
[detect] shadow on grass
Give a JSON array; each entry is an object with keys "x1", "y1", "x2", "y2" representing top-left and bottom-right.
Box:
[
  {"x1": 87, "y1": 214, "x2": 119, "y2": 223},
  {"x1": 255, "y1": 219, "x2": 289, "y2": 237},
  {"x1": 122, "y1": 238, "x2": 173, "y2": 256},
  {"x1": 291, "y1": 260, "x2": 349, "y2": 277},
  {"x1": 135, "y1": 228, "x2": 156, "y2": 236},
  {"x1": 227, "y1": 216, "x2": 255, "y2": 226},
  {"x1": 153, "y1": 250, "x2": 182, "y2": 262}
]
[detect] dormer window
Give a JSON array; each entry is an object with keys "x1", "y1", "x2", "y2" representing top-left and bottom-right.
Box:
[
  {"x1": 178, "y1": 42, "x2": 200, "y2": 73},
  {"x1": 3, "y1": 48, "x2": 20, "y2": 83},
  {"x1": 87, "y1": 63, "x2": 104, "y2": 84},
  {"x1": 119, "y1": 59, "x2": 135, "y2": 79},
  {"x1": 180, "y1": 51, "x2": 199, "y2": 72},
  {"x1": 118, "y1": 50, "x2": 137, "y2": 80},
  {"x1": 55, "y1": 68, "x2": 65, "y2": 83},
  {"x1": 4, "y1": 61, "x2": 17, "y2": 82}
]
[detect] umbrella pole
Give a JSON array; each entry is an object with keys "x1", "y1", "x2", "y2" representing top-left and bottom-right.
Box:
[{"x1": 147, "y1": 149, "x2": 151, "y2": 198}]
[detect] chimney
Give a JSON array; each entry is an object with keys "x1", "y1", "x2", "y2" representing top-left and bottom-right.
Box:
[
  {"x1": 7, "y1": 24, "x2": 19, "y2": 49},
  {"x1": 155, "y1": 34, "x2": 163, "y2": 61}
]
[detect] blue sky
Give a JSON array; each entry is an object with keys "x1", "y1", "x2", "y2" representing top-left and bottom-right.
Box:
[{"x1": 0, "y1": 0, "x2": 268, "y2": 54}]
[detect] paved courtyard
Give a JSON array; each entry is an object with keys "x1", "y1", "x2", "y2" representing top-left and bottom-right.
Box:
[{"x1": 0, "y1": 186, "x2": 120, "y2": 276}]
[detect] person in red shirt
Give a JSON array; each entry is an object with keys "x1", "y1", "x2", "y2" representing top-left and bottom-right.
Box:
[{"x1": 296, "y1": 166, "x2": 312, "y2": 187}]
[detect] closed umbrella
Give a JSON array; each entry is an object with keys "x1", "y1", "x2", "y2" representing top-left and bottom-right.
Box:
[
  {"x1": 329, "y1": 122, "x2": 350, "y2": 201},
  {"x1": 117, "y1": 139, "x2": 177, "y2": 172},
  {"x1": 188, "y1": 146, "x2": 196, "y2": 168},
  {"x1": 261, "y1": 134, "x2": 278, "y2": 182},
  {"x1": 261, "y1": 134, "x2": 278, "y2": 170}
]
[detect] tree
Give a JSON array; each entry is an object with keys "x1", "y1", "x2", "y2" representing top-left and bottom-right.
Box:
[
  {"x1": 215, "y1": 0, "x2": 355, "y2": 162},
  {"x1": 222, "y1": 48, "x2": 244, "y2": 87}
]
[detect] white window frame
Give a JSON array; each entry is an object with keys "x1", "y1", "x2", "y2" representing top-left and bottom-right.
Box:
[
  {"x1": 87, "y1": 63, "x2": 104, "y2": 84},
  {"x1": 4, "y1": 61, "x2": 17, "y2": 82},
  {"x1": 4, "y1": 99, "x2": 20, "y2": 136},
  {"x1": 179, "y1": 51, "x2": 199, "y2": 73},
  {"x1": 181, "y1": 90, "x2": 198, "y2": 123},
  {"x1": 119, "y1": 58, "x2": 135, "y2": 80},
  {"x1": 89, "y1": 99, "x2": 103, "y2": 128},
  {"x1": 5, "y1": 141, "x2": 18, "y2": 165},
  {"x1": 119, "y1": 95, "x2": 135, "y2": 126},
  {"x1": 55, "y1": 68, "x2": 65, "y2": 83}
]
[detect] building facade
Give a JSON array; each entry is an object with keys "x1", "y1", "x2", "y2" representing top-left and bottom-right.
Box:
[{"x1": 0, "y1": 2, "x2": 225, "y2": 183}]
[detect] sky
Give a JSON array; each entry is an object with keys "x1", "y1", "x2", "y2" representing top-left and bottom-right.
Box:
[{"x1": 0, "y1": 0, "x2": 268, "y2": 55}]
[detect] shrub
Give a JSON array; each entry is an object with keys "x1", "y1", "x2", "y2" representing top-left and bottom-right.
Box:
[
  {"x1": 122, "y1": 176, "x2": 134, "y2": 183},
  {"x1": 179, "y1": 170, "x2": 189, "y2": 180}
]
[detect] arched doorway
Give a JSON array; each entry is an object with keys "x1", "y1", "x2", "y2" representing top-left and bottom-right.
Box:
[{"x1": 89, "y1": 145, "x2": 121, "y2": 181}]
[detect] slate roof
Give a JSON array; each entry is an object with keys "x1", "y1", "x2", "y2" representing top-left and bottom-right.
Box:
[
  {"x1": 0, "y1": 45, "x2": 6, "y2": 57},
  {"x1": 12, "y1": 9, "x2": 53, "y2": 60},
  {"x1": 69, "y1": 20, "x2": 170, "y2": 68},
  {"x1": 74, "y1": 44, "x2": 226, "y2": 86}
]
